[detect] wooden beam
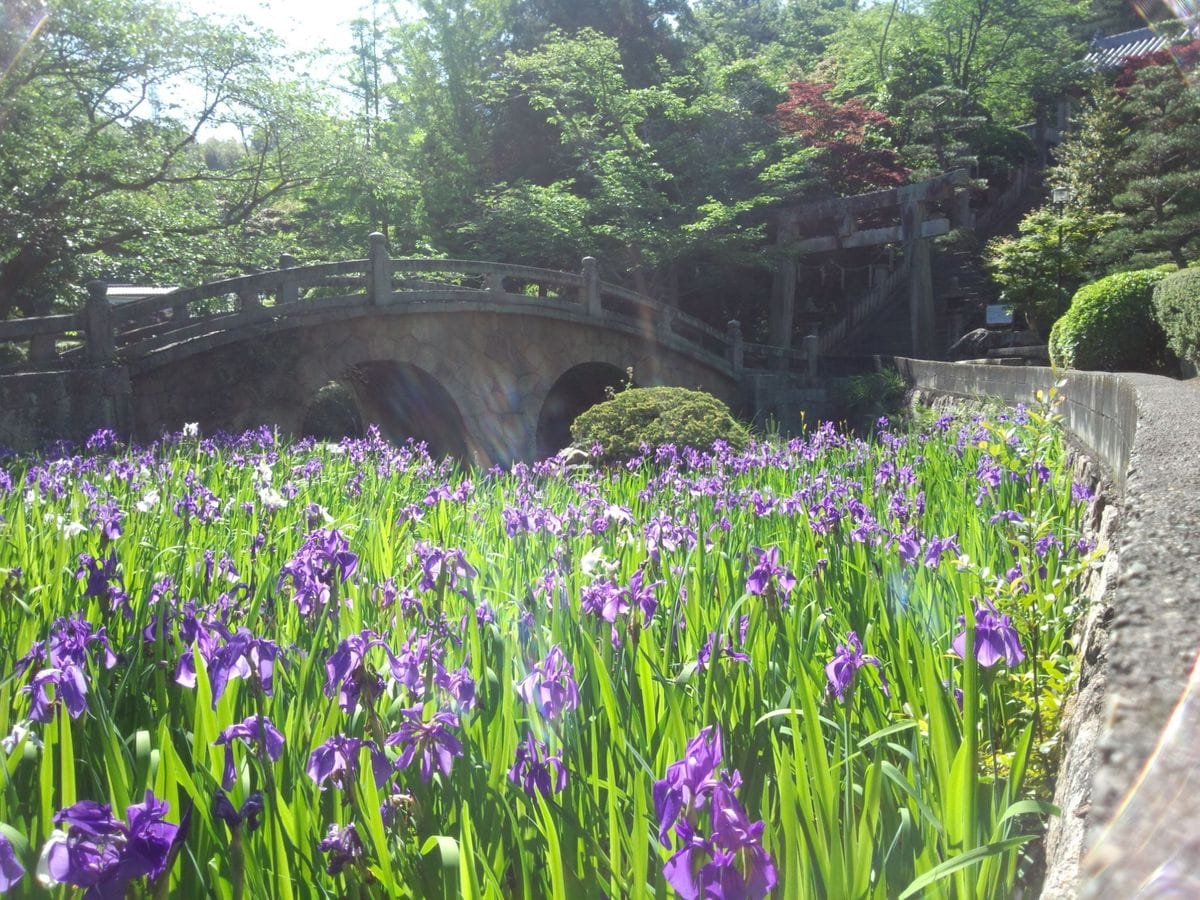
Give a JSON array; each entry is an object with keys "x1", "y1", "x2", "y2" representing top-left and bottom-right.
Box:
[{"x1": 791, "y1": 217, "x2": 950, "y2": 254}]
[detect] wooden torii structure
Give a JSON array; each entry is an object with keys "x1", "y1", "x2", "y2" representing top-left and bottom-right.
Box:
[{"x1": 771, "y1": 169, "x2": 973, "y2": 358}]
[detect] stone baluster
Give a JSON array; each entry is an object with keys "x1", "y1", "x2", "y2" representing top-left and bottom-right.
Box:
[
  {"x1": 238, "y1": 282, "x2": 261, "y2": 312},
  {"x1": 657, "y1": 305, "x2": 675, "y2": 342},
  {"x1": 802, "y1": 334, "x2": 819, "y2": 378},
  {"x1": 85, "y1": 280, "x2": 115, "y2": 365},
  {"x1": 278, "y1": 253, "x2": 298, "y2": 305},
  {"x1": 485, "y1": 271, "x2": 505, "y2": 293},
  {"x1": 726, "y1": 319, "x2": 743, "y2": 373},
  {"x1": 581, "y1": 256, "x2": 601, "y2": 316},
  {"x1": 368, "y1": 232, "x2": 390, "y2": 305}
]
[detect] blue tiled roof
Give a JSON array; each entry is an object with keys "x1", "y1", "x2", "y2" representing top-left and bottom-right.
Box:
[{"x1": 1084, "y1": 18, "x2": 1200, "y2": 69}]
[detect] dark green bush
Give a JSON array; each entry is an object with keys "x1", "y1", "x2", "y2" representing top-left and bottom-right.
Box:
[
  {"x1": 1152, "y1": 266, "x2": 1200, "y2": 368},
  {"x1": 1048, "y1": 269, "x2": 1173, "y2": 372},
  {"x1": 302, "y1": 381, "x2": 363, "y2": 441},
  {"x1": 570, "y1": 386, "x2": 749, "y2": 461}
]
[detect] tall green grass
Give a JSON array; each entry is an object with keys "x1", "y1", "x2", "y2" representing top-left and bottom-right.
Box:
[{"x1": 0, "y1": 393, "x2": 1092, "y2": 897}]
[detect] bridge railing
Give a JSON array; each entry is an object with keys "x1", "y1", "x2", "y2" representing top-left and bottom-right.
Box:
[{"x1": 0, "y1": 234, "x2": 818, "y2": 379}]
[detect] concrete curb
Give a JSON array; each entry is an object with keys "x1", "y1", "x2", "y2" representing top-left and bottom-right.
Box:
[{"x1": 892, "y1": 358, "x2": 1200, "y2": 898}]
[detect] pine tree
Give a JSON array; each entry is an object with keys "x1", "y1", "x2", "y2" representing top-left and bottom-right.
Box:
[{"x1": 1106, "y1": 59, "x2": 1200, "y2": 268}]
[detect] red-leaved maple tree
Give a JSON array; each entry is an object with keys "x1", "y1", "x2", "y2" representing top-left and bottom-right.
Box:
[{"x1": 773, "y1": 81, "x2": 909, "y2": 196}]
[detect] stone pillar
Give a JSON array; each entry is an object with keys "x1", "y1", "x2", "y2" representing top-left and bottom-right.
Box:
[
  {"x1": 485, "y1": 271, "x2": 505, "y2": 293},
  {"x1": 952, "y1": 187, "x2": 974, "y2": 230},
  {"x1": 726, "y1": 319, "x2": 744, "y2": 373},
  {"x1": 902, "y1": 200, "x2": 934, "y2": 358},
  {"x1": 368, "y1": 232, "x2": 390, "y2": 305},
  {"x1": 85, "y1": 280, "x2": 115, "y2": 365},
  {"x1": 581, "y1": 257, "x2": 601, "y2": 317},
  {"x1": 802, "y1": 334, "x2": 819, "y2": 378},
  {"x1": 278, "y1": 253, "x2": 298, "y2": 305}
]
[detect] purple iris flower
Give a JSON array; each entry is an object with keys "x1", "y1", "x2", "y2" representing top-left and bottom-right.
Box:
[
  {"x1": 307, "y1": 735, "x2": 391, "y2": 790},
  {"x1": 212, "y1": 790, "x2": 264, "y2": 834},
  {"x1": 434, "y1": 663, "x2": 477, "y2": 711},
  {"x1": 892, "y1": 526, "x2": 918, "y2": 565},
  {"x1": 745, "y1": 546, "x2": 797, "y2": 602},
  {"x1": 39, "y1": 792, "x2": 179, "y2": 896},
  {"x1": 653, "y1": 726, "x2": 725, "y2": 847},
  {"x1": 825, "y1": 631, "x2": 889, "y2": 701},
  {"x1": 324, "y1": 630, "x2": 391, "y2": 715},
  {"x1": 663, "y1": 786, "x2": 776, "y2": 900},
  {"x1": 387, "y1": 630, "x2": 435, "y2": 699},
  {"x1": 213, "y1": 716, "x2": 285, "y2": 790},
  {"x1": 923, "y1": 534, "x2": 960, "y2": 568},
  {"x1": 655, "y1": 727, "x2": 776, "y2": 900},
  {"x1": 76, "y1": 551, "x2": 129, "y2": 616},
  {"x1": 697, "y1": 629, "x2": 750, "y2": 673},
  {"x1": 278, "y1": 528, "x2": 358, "y2": 616},
  {"x1": 319, "y1": 823, "x2": 363, "y2": 875},
  {"x1": 412, "y1": 542, "x2": 478, "y2": 594},
  {"x1": 952, "y1": 603, "x2": 1025, "y2": 668},
  {"x1": 18, "y1": 615, "x2": 117, "y2": 723},
  {"x1": 208, "y1": 629, "x2": 280, "y2": 708},
  {"x1": 0, "y1": 833, "x2": 23, "y2": 892},
  {"x1": 662, "y1": 819, "x2": 716, "y2": 900},
  {"x1": 386, "y1": 707, "x2": 463, "y2": 783},
  {"x1": 508, "y1": 733, "x2": 568, "y2": 798},
  {"x1": 705, "y1": 783, "x2": 778, "y2": 898},
  {"x1": 516, "y1": 646, "x2": 580, "y2": 721}
]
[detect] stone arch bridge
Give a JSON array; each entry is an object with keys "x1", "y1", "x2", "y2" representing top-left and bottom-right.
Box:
[{"x1": 0, "y1": 236, "x2": 818, "y2": 464}]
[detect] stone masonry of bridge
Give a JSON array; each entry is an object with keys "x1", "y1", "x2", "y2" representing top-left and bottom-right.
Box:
[
  {"x1": 129, "y1": 307, "x2": 736, "y2": 465},
  {"x1": 0, "y1": 241, "x2": 799, "y2": 465}
]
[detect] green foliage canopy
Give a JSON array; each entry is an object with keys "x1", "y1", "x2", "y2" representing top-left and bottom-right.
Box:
[{"x1": 0, "y1": 0, "x2": 335, "y2": 318}]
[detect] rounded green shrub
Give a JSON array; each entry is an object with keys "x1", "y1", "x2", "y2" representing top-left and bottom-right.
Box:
[
  {"x1": 1048, "y1": 269, "x2": 1173, "y2": 372},
  {"x1": 570, "y1": 386, "x2": 749, "y2": 461},
  {"x1": 1152, "y1": 266, "x2": 1200, "y2": 368}
]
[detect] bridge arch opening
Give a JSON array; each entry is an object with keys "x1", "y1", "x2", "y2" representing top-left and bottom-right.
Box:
[
  {"x1": 535, "y1": 362, "x2": 629, "y2": 459},
  {"x1": 304, "y1": 361, "x2": 469, "y2": 460}
]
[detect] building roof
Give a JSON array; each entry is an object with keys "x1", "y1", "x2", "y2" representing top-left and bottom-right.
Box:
[{"x1": 1084, "y1": 18, "x2": 1200, "y2": 70}]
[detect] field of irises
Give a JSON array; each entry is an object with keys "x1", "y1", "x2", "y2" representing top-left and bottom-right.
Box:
[{"x1": 0, "y1": 395, "x2": 1095, "y2": 898}]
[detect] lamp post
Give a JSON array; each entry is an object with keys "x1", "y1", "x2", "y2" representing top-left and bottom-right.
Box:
[{"x1": 1051, "y1": 185, "x2": 1072, "y2": 323}]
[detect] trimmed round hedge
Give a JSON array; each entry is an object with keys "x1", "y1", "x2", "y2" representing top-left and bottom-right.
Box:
[
  {"x1": 1048, "y1": 268, "x2": 1173, "y2": 372},
  {"x1": 570, "y1": 386, "x2": 749, "y2": 461},
  {"x1": 1152, "y1": 266, "x2": 1200, "y2": 369}
]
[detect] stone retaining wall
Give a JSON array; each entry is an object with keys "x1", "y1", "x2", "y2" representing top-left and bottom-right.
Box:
[
  {"x1": 0, "y1": 366, "x2": 131, "y2": 452},
  {"x1": 892, "y1": 357, "x2": 1200, "y2": 898}
]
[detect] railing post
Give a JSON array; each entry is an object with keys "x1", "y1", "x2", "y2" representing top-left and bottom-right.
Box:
[
  {"x1": 238, "y1": 284, "x2": 261, "y2": 312},
  {"x1": 657, "y1": 305, "x2": 675, "y2": 343},
  {"x1": 485, "y1": 271, "x2": 505, "y2": 292},
  {"x1": 581, "y1": 256, "x2": 601, "y2": 316},
  {"x1": 726, "y1": 319, "x2": 743, "y2": 373},
  {"x1": 368, "y1": 232, "x2": 390, "y2": 305},
  {"x1": 278, "y1": 253, "x2": 298, "y2": 305},
  {"x1": 85, "y1": 280, "x2": 115, "y2": 365},
  {"x1": 803, "y1": 333, "x2": 819, "y2": 378}
]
